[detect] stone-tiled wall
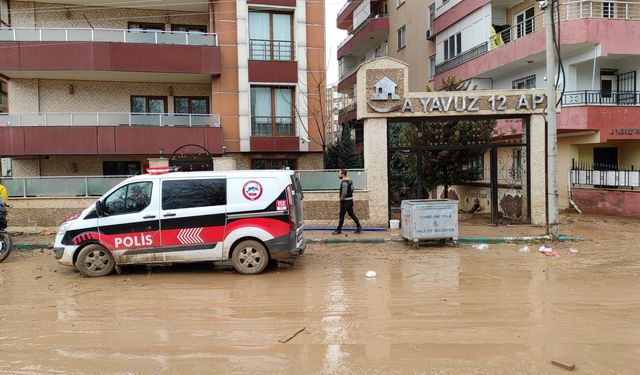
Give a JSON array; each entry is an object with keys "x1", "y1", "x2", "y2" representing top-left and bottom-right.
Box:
[
  {"x1": 9, "y1": 1, "x2": 208, "y2": 29},
  {"x1": 8, "y1": 79, "x2": 211, "y2": 113}
]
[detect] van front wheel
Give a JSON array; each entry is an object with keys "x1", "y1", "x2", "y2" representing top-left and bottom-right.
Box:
[
  {"x1": 232, "y1": 240, "x2": 269, "y2": 275},
  {"x1": 75, "y1": 244, "x2": 115, "y2": 277}
]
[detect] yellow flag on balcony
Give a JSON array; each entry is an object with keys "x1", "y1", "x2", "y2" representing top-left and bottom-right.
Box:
[{"x1": 490, "y1": 26, "x2": 505, "y2": 49}]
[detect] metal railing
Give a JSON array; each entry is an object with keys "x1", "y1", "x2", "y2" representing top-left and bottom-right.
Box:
[
  {"x1": 0, "y1": 170, "x2": 368, "y2": 197},
  {"x1": 251, "y1": 116, "x2": 295, "y2": 137},
  {"x1": 563, "y1": 0, "x2": 640, "y2": 20},
  {"x1": 249, "y1": 39, "x2": 295, "y2": 61},
  {"x1": 337, "y1": 14, "x2": 388, "y2": 51},
  {"x1": 1, "y1": 176, "x2": 128, "y2": 198},
  {"x1": 562, "y1": 90, "x2": 640, "y2": 105},
  {"x1": 0, "y1": 112, "x2": 221, "y2": 127},
  {"x1": 296, "y1": 169, "x2": 367, "y2": 191},
  {"x1": 571, "y1": 169, "x2": 640, "y2": 188},
  {"x1": 0, "y1": 27, "x2": 218, "y2": 46},
  {"x1": 435, "y1": 42, "x2": 488, "y2": 75}
]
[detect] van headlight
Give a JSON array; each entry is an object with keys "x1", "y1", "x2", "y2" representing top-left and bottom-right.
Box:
[{"x1": 58, "y1": 220, "x2": 73, "y2": 235}]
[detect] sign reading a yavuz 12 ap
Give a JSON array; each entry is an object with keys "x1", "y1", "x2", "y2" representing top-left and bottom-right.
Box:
[{"x1": 356, "y1": 60, "x2": 551, "y2": 120}]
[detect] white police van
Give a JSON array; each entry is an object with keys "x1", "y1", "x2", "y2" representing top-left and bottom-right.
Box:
[{"x1": 54, "y1": 170, "x2": 305, "y2": 277}]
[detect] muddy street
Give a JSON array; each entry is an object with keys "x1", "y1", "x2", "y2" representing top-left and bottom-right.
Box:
[{"x1": 1, "y1": 214, "x2": 640, "y2": 374}]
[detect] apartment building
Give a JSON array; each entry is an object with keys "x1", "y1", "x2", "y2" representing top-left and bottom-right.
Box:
[
  {"x1": 0, "y1": 0, "x2": 325, "y2": 176},
  {"x1": 336, "y1": 0, "x2": 436, "y2": 131},
  {"x1": 431, "y1": 0, "x2": 640, "y2": 209}
]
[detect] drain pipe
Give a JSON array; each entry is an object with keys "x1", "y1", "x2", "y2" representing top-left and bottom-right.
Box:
[{"x1": 568, "y1": 170, "x2": 582, "y2": 214}]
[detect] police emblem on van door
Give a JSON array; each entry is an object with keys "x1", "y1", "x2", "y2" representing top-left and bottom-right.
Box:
[{"x1": 243, "y1": 180, "x2": 263, "y2": 201}]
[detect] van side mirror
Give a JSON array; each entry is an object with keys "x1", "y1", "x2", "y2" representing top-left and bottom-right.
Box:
[{"x1": 95, "y1": 200, "x2": 104, "y2": 217}]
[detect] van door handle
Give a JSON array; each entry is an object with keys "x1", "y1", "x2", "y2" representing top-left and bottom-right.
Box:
[
  {"x1": 143, "y1": 215, "x2": 156, "y2": 219},
  {"x1": 163, "y1": 213, "x2": 176, "y2": 217}
]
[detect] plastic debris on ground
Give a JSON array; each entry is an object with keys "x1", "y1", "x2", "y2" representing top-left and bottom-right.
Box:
[
  {"x1": 569, "y1": 248, "x2": 579, "y2": 254},
  {"x1": 519, "y1": 246, "x2": 530, "y2": 253},
  {"x1": 539, "y1": 246, "x2": 559, "y2": 257},
  {"x1": 365, "y1": 270, "x2": 377, "y2": 278},
  {"x1": 472, "y1": 244, "x2": 489, "y2": 251}
]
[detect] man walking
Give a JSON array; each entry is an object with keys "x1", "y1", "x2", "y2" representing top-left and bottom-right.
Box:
[{"x1": 333, "y1": 169, "x2": 362, "y2": 235}]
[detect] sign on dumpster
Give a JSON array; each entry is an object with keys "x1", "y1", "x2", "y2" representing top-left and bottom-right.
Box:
[{"x1": 401, "y1": 200, "x2": 459, "y2": 242}]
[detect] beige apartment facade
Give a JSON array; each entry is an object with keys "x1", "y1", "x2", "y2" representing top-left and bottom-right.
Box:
[{"x1": 0, "y1": 0, "x2": 326, "y2": 178}]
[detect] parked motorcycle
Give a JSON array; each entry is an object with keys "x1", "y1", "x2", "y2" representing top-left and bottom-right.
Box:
[{"x1": 0, "y1": 204, "x2": 12, "y2": 262}]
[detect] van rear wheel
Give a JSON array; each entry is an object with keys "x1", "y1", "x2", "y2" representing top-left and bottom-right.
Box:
[
  {"x1": 75, "y1": 244, "x2": 115, "y2": 277},
  {"x1": 232, "y1": 240, "x2": 269, "y2": 275}
]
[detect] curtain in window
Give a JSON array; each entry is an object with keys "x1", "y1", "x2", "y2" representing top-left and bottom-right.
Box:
[
  {"x1": 273, "y1": 14, "x2": 292, "y2": 60},
  {"x1": 249, "y1": 12, "x2": 270, "y2": 60},
  {"x1": 251, "y1": 87, "x2": 272, "y2": 136},
  {"x1": 274, "y1": 89, "x2": 293, "y2": 136}
]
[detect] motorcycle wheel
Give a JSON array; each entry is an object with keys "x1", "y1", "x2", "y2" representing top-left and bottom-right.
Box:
[{"x1": 0, "y1": 232, "x2": 12, "y2": 263}]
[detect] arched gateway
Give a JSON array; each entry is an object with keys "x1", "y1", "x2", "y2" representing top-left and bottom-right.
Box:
[{"x1": 357, "y1": 58, "x2": 553, "y2": 228}]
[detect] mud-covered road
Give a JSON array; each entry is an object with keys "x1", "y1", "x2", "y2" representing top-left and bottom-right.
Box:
[{"x1": 1, "y1": 214, "x2": 639, "y2": 374}]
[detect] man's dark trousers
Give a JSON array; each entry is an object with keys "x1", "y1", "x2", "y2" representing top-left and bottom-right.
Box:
[{"x1": 337, "y1": 200, "x2": 361, "y2": 231}]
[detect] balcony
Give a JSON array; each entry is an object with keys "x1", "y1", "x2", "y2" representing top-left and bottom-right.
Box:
[
  {"x1": 0, "y1": 112, "x2": 223, "y2": 156},
  {"x1": 0, "y1": 28, "x2": 221, "y2": 81},
  {"x1": 248, "y1": 39, "x2": 298, "y2": 83},
  {"x1": 250, "y1": 116, "x2": 299, "y2": 152},
  {"x1": 337, "y1": 15, "x2": 388, "y2": 60},
  {"x1": 337, "y1": 0, "x2": 363, "y2": 30},
  {"x1": 435, "y1": 42, "x2": 488, "y2": 75},
  {"x1": 434, "y1": 0, "x2": 640, "y2": 86},
  {"x1": 562, "y1": 91, "x2": 640, "y2": 106},
  {"x1": 338, "y1": 103, "x2": 357, "y2": 125}
]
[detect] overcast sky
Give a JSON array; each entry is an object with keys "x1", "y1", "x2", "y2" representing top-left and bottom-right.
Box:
[{"x1": 325, "y1": 1, "x2": 348, "y2": 86}]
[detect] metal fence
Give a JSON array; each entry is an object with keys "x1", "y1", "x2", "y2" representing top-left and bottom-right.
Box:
[
  {"x1": 0, "y1": 27, "x2": 218, "y2": 46},
  {"x1": 0, "y1": 113, "x2": 221, "y2": 127},
  {"x1": 0, "y1": 170, "x2": 368, "y2": 197},
  {"x1": 571, "y1": 161, "x2": 640, "y2": 188},
  {"x1": 1, "y1": 176, "x2": 128, "y2": 198},
  {"x1": 562, "y1": 91, "x2": 640, "y2": 105},
  {"x1": 435, "y1": 42, "x2": 488, "y2": 75}
]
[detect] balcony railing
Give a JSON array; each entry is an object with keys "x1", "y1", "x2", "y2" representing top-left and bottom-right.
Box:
[
  {"x1": 571, "y1": 161, "x2": 640, "y2": 188},
  {"x1": 435, "y1": 42, "x2": 487, "y2": 75},
  {"x1": 0, "y1": 27, "x2": 218, "y2": 46},
  {"x1": 249, "y1": 39, "x2": 295, "y2": 61},
  {"x1": 1, "y1": 176, "x2": 128, "y2": 197},
  {"x1": 251, "y1": 116, "x2": 295, "y2": 137},
  {"x1": 337, "y1": 13, "x2": 387, "y2": 51},
  {"x1": 0, "y1": 113, "x2": 221, "y2": 127},
  {"x1": 562, "y1": 91, "x2": 640, "y2": 106}
]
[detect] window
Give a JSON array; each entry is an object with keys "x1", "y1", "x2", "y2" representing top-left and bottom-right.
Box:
[
  {"x1": 0, "y1": 80, "x2": 7, "y2": 113},
  {"x1": 397, "y1": 25, "x2": 406, "y2": 50},
  {"x1": 103, "y1": 161, "x2": 141, "y2": 176},
  {"x1": 443, "y1": 32, "x2": 461, "y2": 60},
  {"x1": 0, "y1": 0, "x2": 9, "y2": 26},
  {"x1": 251, "y1": 86, "x2": 295, "y2": 136},
  {"x1": 512, "y1": 75, "x2": 536, "y2": 89},
  {"x1": 174, "y1": 97, "x2": 209, "y2": 114},
  {"x1": 162, "y1": 179, "x2": 226, "y2": 210},
  {"x1": 515, "y1": 7, "x2": 535, "y2": 38},
  {"x1": 468, "y1": 155, "x2": 485, "y2": 180},
  {"x1": 249, "y1": 11, "x2": 293, "y2": 61},
  {"x1": 603, "y1": 2, "x2": 615, "y2": 18},
  {"x1": 601, "y1": 79, "x2": 613, "y2": 98},
  {"x1": 128, "y1": 22, "x2": 164, "y2": 31},
  {"x1": 251, "y1": 159, "x2": 296, "y2": 170},
  {"x1": 131, "y1": 96, "x2": 167, "y2": 114},
  {"x1": 428, "y1": 55, "x2": 436, "y2": 81},
  {"x1": 103, "y1": 182, "x2": 153, "y2": 216},
  {"x1": 171, "y1": 24, "x2": 207, "y2": 33}
]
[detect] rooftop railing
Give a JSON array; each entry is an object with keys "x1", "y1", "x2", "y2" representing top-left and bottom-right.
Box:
[
  {"x1": 0, "y1": 27, "x2": 218, "y2": 46},
  {"x1": 0, "y1": 112, "x2": 221, "y2": 127}
]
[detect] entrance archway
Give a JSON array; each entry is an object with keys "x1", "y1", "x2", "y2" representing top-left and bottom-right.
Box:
[{"x1": 169, "y1": 144, "x2": 214, "y2": 172}]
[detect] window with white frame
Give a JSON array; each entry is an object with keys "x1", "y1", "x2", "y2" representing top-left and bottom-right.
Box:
[
  {"x1": 397, "y1": 25, "x2": 406, "y2": 50},
  {"x1": 515, "y1": 7, "x2": 535, "y2": 38},
  {"x1": 512, "y1": 75, "x2": 536, "y2": 89},
  {"x1": 443, "y1": 32, "x2": 461, "y2": 61}
]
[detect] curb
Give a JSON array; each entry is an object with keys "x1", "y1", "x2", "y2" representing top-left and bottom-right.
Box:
[
  {"x1": 13, "y1": 243, "x2": 52, "y2": 250},
  {"x1": 310, "y1": 234, "x2": 586, "y2": 244}
]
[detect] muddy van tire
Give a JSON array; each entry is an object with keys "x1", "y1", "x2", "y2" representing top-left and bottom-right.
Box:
[
  {"x1": 232, "y1": 240, "x2": 269, "y2": 275},
  {"x1": 75, "y1": 244, "x2": 116, "y2": 277}
]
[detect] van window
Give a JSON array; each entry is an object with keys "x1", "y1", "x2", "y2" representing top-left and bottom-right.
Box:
[
  {"x1": 103, "y1": 182, "x2": 153, "y2": 216},
  {"x1": 162, "y1": 179, "x2": 226, "y2": 210}
]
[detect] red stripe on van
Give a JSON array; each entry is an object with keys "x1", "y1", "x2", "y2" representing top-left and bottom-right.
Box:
[{"x1": 225, "y1": 218, "x2": 290, "y2": 239}]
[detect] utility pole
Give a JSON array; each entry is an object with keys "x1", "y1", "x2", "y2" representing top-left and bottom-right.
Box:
[{"x1": 544, "y1": 0, "x2": 560, "y2": 239}]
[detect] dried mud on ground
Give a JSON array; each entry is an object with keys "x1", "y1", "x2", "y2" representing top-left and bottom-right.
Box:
[{"x1": 0, "y1": 213, "x2": 639, "y2": 374}]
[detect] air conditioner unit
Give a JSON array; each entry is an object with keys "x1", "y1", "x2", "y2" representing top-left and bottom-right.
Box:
[{"x1": 426, "y1": 29, "x2": 433, "y2": 39}]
